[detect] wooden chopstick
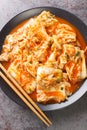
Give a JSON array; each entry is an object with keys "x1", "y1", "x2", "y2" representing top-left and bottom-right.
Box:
[
  {"x1": 0, "y1": 63, "x2": 52, "y2": 125},
  {"x1": 0, "y1": 63, "x2": 52, "y2": 126}
]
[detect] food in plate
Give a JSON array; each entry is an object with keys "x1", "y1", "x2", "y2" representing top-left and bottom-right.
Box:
[{"x1": 0, "y1": 11, "x2": 87, "y2": 104}]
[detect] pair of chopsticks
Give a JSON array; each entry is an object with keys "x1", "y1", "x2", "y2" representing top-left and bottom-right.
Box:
[{"x1": 0, "y1": 63, "x2": 52, "y2": 126}]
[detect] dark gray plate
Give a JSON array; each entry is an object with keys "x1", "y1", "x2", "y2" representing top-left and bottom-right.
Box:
[{"x1": 0, "y1": 7, "x2": 87, "y2": 111}]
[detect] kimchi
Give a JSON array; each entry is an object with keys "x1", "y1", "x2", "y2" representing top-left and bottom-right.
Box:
[{"x1": 0, "y1": 11, "x2": 87, "y2": 104}]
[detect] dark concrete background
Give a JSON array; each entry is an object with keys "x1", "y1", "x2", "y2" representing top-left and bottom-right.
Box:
[{"x1": 0, "y1": 0, "x2": 87, "y2": 130}]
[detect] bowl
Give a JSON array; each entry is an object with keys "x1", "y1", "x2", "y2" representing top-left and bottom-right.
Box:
[{"x1": 0, "y1": 7, "x2": 87, "y2": 111}]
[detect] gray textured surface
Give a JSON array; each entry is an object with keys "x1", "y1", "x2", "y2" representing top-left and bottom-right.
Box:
[{"x1": 0, "y1": 0, "x2": 87, "y2": 130}]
